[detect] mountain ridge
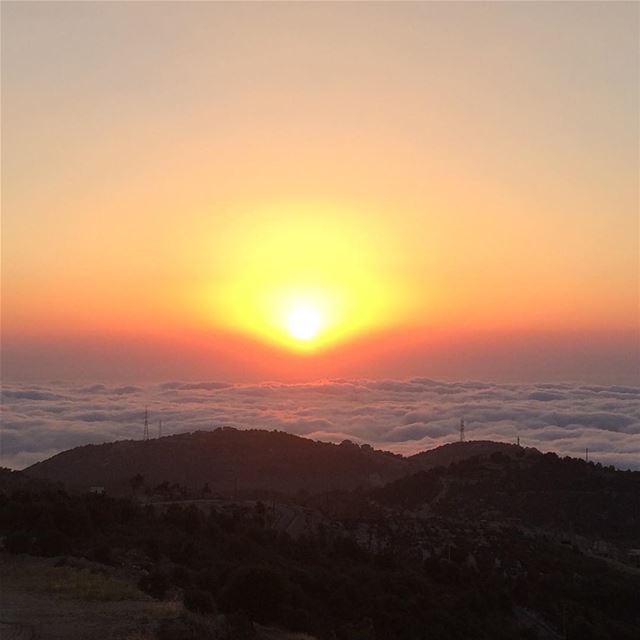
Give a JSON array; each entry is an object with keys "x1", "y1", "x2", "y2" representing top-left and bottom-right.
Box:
[{"x1": 24, "y1": 428, "x2": 529, "y2": 494}]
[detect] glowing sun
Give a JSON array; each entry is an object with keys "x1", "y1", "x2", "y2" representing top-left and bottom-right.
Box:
[
  {"x1": 286, "y1": 302, "x2": 323, "y2": 342},
  {"x1": 209, "y1": 202, "x2": 402, "y2": 352}
]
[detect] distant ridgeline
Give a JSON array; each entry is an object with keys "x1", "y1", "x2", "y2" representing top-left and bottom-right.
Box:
[
  {"x1": 18, "y1": 429, "x2": 640, "y2": 545},
  {"x1": 23, "y1": 428, "x2": 531, "y2": 495}
]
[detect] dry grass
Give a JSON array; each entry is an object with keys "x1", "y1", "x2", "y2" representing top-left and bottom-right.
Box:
[
  {"x1": 29, "y1": 565, "x2": 147, "y2": 601},
  {"x1": 1, "y1": 555, "x2": 148, "y2": 602}
]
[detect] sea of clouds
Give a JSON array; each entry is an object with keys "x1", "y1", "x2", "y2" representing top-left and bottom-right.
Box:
[{"x1": 1, "y1": 379, "x2": 639, "y2": 471}]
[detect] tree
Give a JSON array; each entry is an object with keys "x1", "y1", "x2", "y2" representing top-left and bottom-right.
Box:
[
  {"x1": 184, "y1": 588, "x2": 216, "y2": 614},
  {"x1": 139, "y1": 569, "x2": 170, "y2": 599},
  {"x1": 221, "y1": 565, "x2": 287, "y2": 625},
  {"x1": 129, "y1": 473, "x2": 144, "y2": 495}
]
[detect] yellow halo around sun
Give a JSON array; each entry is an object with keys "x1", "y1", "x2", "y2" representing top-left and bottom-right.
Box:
[{"x1": 204, "y1": 202, "x2": 411, "y2": 353}]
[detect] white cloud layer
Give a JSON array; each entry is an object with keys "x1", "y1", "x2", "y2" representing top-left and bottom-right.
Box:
[{"x1": 1, "y1": 379, "x2": 639, "y2": 471}]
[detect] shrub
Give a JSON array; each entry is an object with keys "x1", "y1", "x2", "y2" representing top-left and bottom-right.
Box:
[
  {"x1": 37, "y1": 528, "x2": 70, "y2": 556},
  {"x1": 221, "y1": 565, "x2": 287, "y2": 625},
  {"x1": 225, "y1": 612, "x2": 254, "y2": 640},
  {"x1": 92, "y1": 543, "x2": 114, "y2": 565},
  {"x1": 196, "y1": 568, "x2": 219, "y2": 594},
  {"x1": 171, "y1": 565, "x2": 194, "y2": 588},
  {"x1": 184, "y1": 588, "x2": 216, "y2": 614},
  {"x1": 139, "y1": 569, "x2": 170, "y2": 599},
  {"x1": 157, "y1": 613, "x2": 225, "y2": 640},
  {"x1": 4, "y1": 530, "x2": 33, "y2": 554}
]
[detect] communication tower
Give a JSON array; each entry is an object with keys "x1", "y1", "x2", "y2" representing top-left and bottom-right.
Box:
[
  {"x1": 144, "y1": 407, "x2": 149, "y2": 441},
  {"x1": 460, "y1": 418, "x2": 465, "y2": 443},
  {"x1": 158, "y1": 419, "x2": 162, "y2": 439}
]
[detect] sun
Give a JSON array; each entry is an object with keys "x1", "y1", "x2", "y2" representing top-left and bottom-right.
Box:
[
  {"x1": 286, "y1": 302, "x2": 323, "y2": 342},
  {"x1": 208, "y1": 202, "x2": 405, "y2": 352}
]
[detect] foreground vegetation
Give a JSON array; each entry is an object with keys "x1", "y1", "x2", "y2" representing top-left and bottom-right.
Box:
[{"x1": 1, "y1": 473, "x2": 639, "y2": 640}]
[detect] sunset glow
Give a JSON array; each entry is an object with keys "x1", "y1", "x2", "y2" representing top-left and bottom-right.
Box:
[
  {"x1": 2, "y1": 2, "x2": 638, "y2": 383},
  {"x1": 2, "y1": 3, "x2": 639, "y2": 631},
  {"x1": 206, "y1": 203, "x2": 407, "y2": 353}
]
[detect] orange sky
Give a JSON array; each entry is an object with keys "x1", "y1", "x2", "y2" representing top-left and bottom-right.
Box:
[{"x1": 2, "y1": 2, "x2": 638, "y2": 383}]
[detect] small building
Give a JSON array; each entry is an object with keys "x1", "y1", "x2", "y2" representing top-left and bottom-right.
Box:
[{"x1": 89, "y1": 486, "x2": 105, "y2": 495}]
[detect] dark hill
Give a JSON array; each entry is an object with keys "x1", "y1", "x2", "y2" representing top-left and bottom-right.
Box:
[
  {"x1": 408, "y1": 439, "x2": 540, "y2": 468},
  {"x1": 374, "y1": 449, "x2": 640, "y2": 546},
  {"x1": 24, "y1": 428, "x2": 411, "y2": 494},
  {"x1": 24, "y1": 430, "x2": 535, "y2": 495},
  {"x1": 0, "y1": 467, "x2": 59, "y2": 494}
]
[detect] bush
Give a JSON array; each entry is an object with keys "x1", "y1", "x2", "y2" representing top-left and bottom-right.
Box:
[
  {"x1": 4, "y1": 530, "x2": 32, "y2": 554},
  {"x1": 225, "y1": 612, "x2": 254, "y2": 639},
  {"x1": 171, "y1": 565, "x2": 194, "y2": 588},
  {"x1": 184, "y1": 588, "x2": 216, "y2": 614},
  {"x1": 139, "y1": 569, "x2": 170, "y2": 599},
  {"x1": 37, "y1": 528, "x2": 70, "y2": 556},
  {"x1": 157, "y1": 613, "x2": 225, "y2": 640},
  {"x1": 338, "y1": 617, "x2": 376, "y2": 640},
  {"x1": 196, "y1": 568, "x2": 219, "y2": 594},
  {"x1": 221, "y1": 565, "x2": 287, "y2": 625},
  {"x1": 282, "y1": 605, "x2": 316, "y2": 633},
  {"x1": 91, "y1": 543, "x2": 114, "y2": 565}
]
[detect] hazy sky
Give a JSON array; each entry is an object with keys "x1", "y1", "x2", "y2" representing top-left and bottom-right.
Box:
[{"x1": 2, "y1": 1, "x2": 638, "y2": 383}]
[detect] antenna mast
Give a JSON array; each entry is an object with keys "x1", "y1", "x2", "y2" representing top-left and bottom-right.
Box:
[
  {"x1": 144, "y1": 407, "x2": 149, "y2": 441},
  {"x1": 460, "y1": 418, "x2": 465, "y2": 443},
  {"x1": 158, "y1": 419, "x2": 162, "y2": 439}
]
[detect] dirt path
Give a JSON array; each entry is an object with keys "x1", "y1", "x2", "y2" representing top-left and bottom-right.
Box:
[{"x1": 0, "y1": 588, "x2": 180, "y2": 639}]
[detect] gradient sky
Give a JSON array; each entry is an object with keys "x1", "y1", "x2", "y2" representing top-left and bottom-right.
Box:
[{"x1": 2, "y1": 1, "x2": 638, "y2": 384}]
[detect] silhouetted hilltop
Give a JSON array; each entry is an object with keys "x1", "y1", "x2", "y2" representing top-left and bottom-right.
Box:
[
  {"x1": 374, "y1": 449, "x2": 640, "y2": 545},
  {"x1": 0, "y1": 467, "x2": 58, "y2": 494},
  {"x1": 25, "y1": 428, "x2": 410, "y2": 494},
  {"x1": 408, "y1": 439, "x2": 539, "y2": 468},
  {"x1": 23, "y1": 430, "x2": 540, "y2": 495}
]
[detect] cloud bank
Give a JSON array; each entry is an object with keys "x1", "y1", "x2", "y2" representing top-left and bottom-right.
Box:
[{"x1": 1, "y1": 379, "x2": 638, "y2": 471}]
